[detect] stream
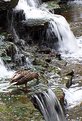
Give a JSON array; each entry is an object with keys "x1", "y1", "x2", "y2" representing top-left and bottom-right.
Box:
[{"x1": 0, "y1": 0, "x2": 82, "y2": 121}]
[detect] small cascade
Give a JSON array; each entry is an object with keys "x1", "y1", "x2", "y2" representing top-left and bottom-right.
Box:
[
  {"x1": 0, "y1": 58, "x2": 15, "y2": 79},
  {"x1": 32, "y1": 88, "x2": 66, "y2": 121},
  {"x1": 0, "y1": 58, "x2": 15, "y2": 92},
  {"x1": 15, "y1": 0, "x2": 80, "y2": 57},
  {"x1": 46, "y1": 14, "x2": 78, "y2": 53}
]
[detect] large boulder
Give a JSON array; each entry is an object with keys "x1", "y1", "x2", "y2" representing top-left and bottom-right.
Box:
[
  {"x1": 12, "y1": 10, "x2": 50, "y2": 45},
  {"x1": 12, "y1": 9, "x2": 59, "y2": 49}
]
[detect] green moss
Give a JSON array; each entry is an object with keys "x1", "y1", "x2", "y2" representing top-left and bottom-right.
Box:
[
  {"x1": 0, "y1": 93, "x2": 44, "y2": 121},
  {"x1": 45, "y1": 1, "x2": 60, "y2": 10}
]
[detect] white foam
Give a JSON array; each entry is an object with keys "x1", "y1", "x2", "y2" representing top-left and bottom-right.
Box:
[
  {"x1": 0, "y1": 58, "x2": 15, "y2": 79},
  {"x1": 63, "y1": 85, "x2": 82, "y2": 109}
]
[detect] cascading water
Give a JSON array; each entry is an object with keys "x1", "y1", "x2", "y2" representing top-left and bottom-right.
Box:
[
  {"x1": 27, "y1": 0, "x2": 42, "y2": 7},
  {"x1": 14, "y1": 0, "x2": 82, "y2": 62},
  {"x1": 32, "y1": 88, "x2": 66, "y2": 121},
  {"x1": 68, "y1": 0, "x2": 82, "y2": 5},
  {"x1": 14, "y1": 1, "x2": 82, "y2": 119},
  {"x1": 0, "y1": 58, "x2": 15, "y2": 79},
  {"x1": 0, "y1": 58, "x2": 15, "y2": 92}
]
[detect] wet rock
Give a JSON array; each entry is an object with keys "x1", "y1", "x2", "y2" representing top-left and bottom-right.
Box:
[
  {"x1": 61, "y1": 76, "x2": 73, "y2": 88},
  {"x1": 23, "y1": 19, "x2": 49, "y2": 27},
  {"x1": 0, "y1": 0, "x2": 18, "y2": 31},
  {"x1": 0, "y1": 93, "x2": 43, "y2": 121},
  {"x1": 56, "y1": 53, "x2": 62, "y2": 60},
  {"x1": 60, "y1": 67, "x2": 74, "y2": 77},
  {"x1": 32, "y1": 58, "x2": 49, "y2": 68},
  {"x1": 45, "y1": 58, "x2": 51, "y2": 63},
  {"x1": 0, "y1": 41, "x2": 17, "y2": 63},
  {"x1": 54, "y1": 87, "x2": 65, "y2": 110},
  {"x1": 66, "y1": 70, "x2": 74, "y2": 77},
  {"x1": 13, "y1": 10, "x2": 49, "y2": 45},
  {"x1": 0, "y1": 34, "x2": 27, "y2": 66},
  {"x1": 14, "y1": 53, "x2": 26, "y2": 66},
  {"x1": 0, "y1": 10, "x2": 7, "y2": 31},
  {"x1": 66, "y1": 76, "x2": 73, "y2": 88},
  {"x1": 38, "y1": 47, "x2": 51, "y2": 54},
  {"x1": 0, "y1": 0, "x2": 19, "y2": 10},
  {"x1": 6, "y1": 33, "x2": 14, "y2": 42},
  {"x1": 15, "y1": 39, "x2": 25, "y2": 47},
  {"x1": 12, "y1": 9, "x2": 59, "y2": 48},
  {"x1": 5, "y1": 42, "x2": 17, "y2": 58}
]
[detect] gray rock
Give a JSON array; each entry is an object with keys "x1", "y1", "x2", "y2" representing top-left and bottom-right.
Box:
[{"x1": 23, "y1": 18, "x2": 49, "y2": 27}]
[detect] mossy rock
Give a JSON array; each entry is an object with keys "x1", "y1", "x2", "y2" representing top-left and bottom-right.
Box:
[
  {"x1": 61, "y1": 76, "x2": 72, "y2": 88},
  {"x1": 41, "y1": 0, "x2": 60, "y2": 13},
  {"x1": 0, "y1": 93, "x2": 44, "y2": 121},
  {"x1": 53, "y1": 87, "x2": 65, "y2": 111},
  {"x1": 46, "y1": 1, "x2": 60, "y2": 9},
  {"x1": 5, "y1": 42, "x2": 17, "y2": 57},
  {"x1": 0, "y1": 41, "x2": 17, "y2": 62}
]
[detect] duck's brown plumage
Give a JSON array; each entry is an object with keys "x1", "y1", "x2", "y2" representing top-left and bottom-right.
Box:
[{"x1": 10, "y1": 70, "x2": 39, "y2": 87}]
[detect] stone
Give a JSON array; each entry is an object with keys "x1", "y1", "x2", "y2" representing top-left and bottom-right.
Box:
[
  {"x1": 0, "y1": 41, "x2": 17, "y2": 63},
  {"x1": 23, "y1": 19, "x2": 49, "y2": 27},
  {"x1": 53, "y1": 87, "x2": 65, "y2": 112},
  {"x1": 12, "y1": 10, "x2": 49, "y2": 45},
  {"x1": 61, "y1": 76, "x2": 73, "y2": 88},
  {"x1": 38, "y1": 47, "x2": 51, "y2": 54},
  {"x1": 0, "y1": 0, "x2": 19, "y2": 10}
]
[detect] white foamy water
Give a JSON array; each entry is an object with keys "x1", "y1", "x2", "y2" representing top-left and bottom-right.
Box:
[
  {"x1": 0, "y1": 58, "x2": 15, "y2": 92},
  {"x1": 0, "y1": 58, "x2": 15, "y2": 79},
  {"x1": 63, "y1": 84, "x2": 82, "y2": 109},
  {"x1": 61, "y1": 36, "x2": 82, "y2": 62}
]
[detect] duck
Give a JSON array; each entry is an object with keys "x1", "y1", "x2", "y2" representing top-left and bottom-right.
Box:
[{"x1": 10, "y1": 70, "x2": 39, "y2": 88}]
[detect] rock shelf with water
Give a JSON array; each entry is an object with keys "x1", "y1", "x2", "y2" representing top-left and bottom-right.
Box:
[{"x1": 1, "y1": 0, "x2": 82, "y2": 120}]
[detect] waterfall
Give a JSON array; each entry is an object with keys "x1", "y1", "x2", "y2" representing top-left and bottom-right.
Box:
[
  {"x1": 15, "y1": 0, "x2": 80, "y2": 55},
  {"x1": 32, "y1": 88, "x2": 66, "y2": 121},
  {"x1": 15, "y1": 0, "x2": 41, "y2": 10},
  {"x1": 0, "y1": 58, "x2": 15, "y2": 92},
  {"x1": 0, "y1": 58, "x2": 15, "y2": 79}
]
